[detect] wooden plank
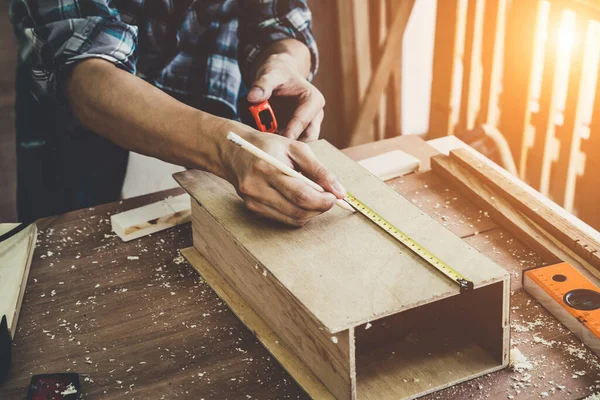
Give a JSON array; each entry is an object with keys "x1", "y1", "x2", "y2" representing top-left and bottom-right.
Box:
[
  {"x1": 349, "y1": 0, "x2": 415, "y2": 146},
  {"x1": 180, "y1": 247, "x2": 337, "y2": 400},
  {"x1": 526, "y1": 4, "x2": 563, "y2": 192},
  {"x1": 428, "y1": 0, "x2": 468, "y2": 138},
  {"x1": 549, "y1": 14, "x2": 589, "y2": 209},
  {"x1": 370, "y1": 0, "x2": 386, "y2": 140},
  {"x1": 431, "y1": 154, "x2": 600, "y2": 282},
  {"x1": 335, "y1": 0, "x2": 360, "y2": 144},
  {"x1": 110, "y1": 194, "x2": 191, "y2": 241},
  {"x1": 357, "y1": 149, "x2": 420, "y2": 181},
  {"x1": 498, "y1": 0, "x2": 542, "y2": 175},
  {"x1": 478, "y1": 0, "x2": 507, "y2": 127},
  {"x1": 175, "y1": 140, "x2": 507, "y2": 333},
  {"x1": 384, "y1": 0, "x2": 403, "y2": 138},
  {"x1": 447, "y1": 148, "x2": 600, "y2": 275},
  {"x1": 189, "y1": 205, "x2": 354, "y2": 400},
  {"x1": 574, "y1": 37, "x2": 600, "y2": 231},
  {"x1": 0, "y1": 223, "x2": 37, "y2": 338},
  {"x1": 342, "y1": 135, "x2": 440, "y2": 171},
  {"x1": 457, "y1": 0, "x2": 485, "y2": 133}
]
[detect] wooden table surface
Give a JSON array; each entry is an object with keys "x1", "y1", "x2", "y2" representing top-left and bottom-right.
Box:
[{"x1": 1, "y1": 136, "x2": 599, "y2": 400}]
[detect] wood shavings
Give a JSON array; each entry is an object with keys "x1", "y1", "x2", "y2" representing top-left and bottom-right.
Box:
[
  {"x1": 60, "y1": 383, "x2": 78, "y2": 396},
  {"x1": 509, "y1": 347, "x2": 532, "y2": 373}
]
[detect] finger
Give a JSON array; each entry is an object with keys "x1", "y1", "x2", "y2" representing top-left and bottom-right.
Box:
[
  {"x1": 249, "y1": 184, "x2": 323, "y2": 220},
  {"x1": 248, "y1": 68, "x2": 287, "y2": 103},
  {"x1": 299, "y1": 109, "x2": 324, "y2": 142},
  {"x1": 288, "y1": 143, "x2": 347, "y2": 199},
  {"x1": 243, "y1": 196, "x2": 313, "y2": 227},
  {"x1": 268, "y1": 173, "x2": 336, "y2": 212},
  {"x1": 281, "y1": 92, "x2": 324, "y2": 140}
]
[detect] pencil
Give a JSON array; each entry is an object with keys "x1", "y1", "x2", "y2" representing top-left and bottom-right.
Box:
[{"x1": 227, "y1": 132, "x2": 355, "y2": 212}]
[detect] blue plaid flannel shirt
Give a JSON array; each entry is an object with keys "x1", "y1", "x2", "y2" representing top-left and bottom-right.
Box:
[{"x1": 9, "y1": 0, "x2": 318, "y2": 114}]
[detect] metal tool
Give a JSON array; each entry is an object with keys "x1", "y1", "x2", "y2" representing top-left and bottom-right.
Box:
[{"x1": 246, "y1": 100, "x2": 474, "y2": 292}]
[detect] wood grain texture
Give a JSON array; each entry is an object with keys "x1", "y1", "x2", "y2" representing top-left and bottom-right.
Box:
[
  {"x1": 448, "y1": 148, "x2": 600, "y2": 275},
  {"x1": 111, "y1": 194, "x2": 191, "y2": 241},
  {"x1": 190, "y1": 203, "x2": 354, "y2": 400},
  {"x1": 428, "y1": 0, "x2": 467, "y2": 138},
  {"x1": 181, "y1": 246, "x2": 337, "y2": 400},
  {"x1": 349, "y1": 0, "x2": 415, "y2": 146},
  {"x1": 431, "y1": 154, "x2": 600, "y2": 283},
  {"x1": 175, "y1": 140, "x2": 508, "y2": 334}
]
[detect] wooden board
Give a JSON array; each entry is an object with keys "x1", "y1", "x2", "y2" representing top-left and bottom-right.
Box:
[
  {"x1": 0, "y1": 223, "x2": 37, "y2": 338},
  {"x1": 111, "y1": 194, "x2": 190, "y2": 241},
  {"x1": 175, "y1": 140, "x2": 508, "y2": 334},
  {"x1": 431, "y1": 154, "x2": 600, "y2": 284},
  {"x1": 447, "y1": 148, "x2": 600, "y2": 274},
  {"x1": 190, "y1": 204, "x2": 354, "y2": 400},
  {"x1": 357, "y1": 149, "x2": 420, "y2": 180}
]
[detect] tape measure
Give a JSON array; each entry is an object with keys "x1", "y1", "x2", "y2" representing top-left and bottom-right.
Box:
[
  {"x1": 344, "y1": 193, "x2": 474, "y2": 292},
  {"x1": 524, "y1": 262, "x2": 600, "y2": 356},
  {"x1": 247, "y1": 100, "x2": 473, "y2": 292}
]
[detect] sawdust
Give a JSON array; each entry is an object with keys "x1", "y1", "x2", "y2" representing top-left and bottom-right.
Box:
[{"x1": 509, "y1": 347, "x2": 533, "y2": 373}]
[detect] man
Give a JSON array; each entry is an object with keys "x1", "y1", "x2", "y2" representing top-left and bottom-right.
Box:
[{"x1": 10, "y1": 0, "x2": 346, "y2": 226}]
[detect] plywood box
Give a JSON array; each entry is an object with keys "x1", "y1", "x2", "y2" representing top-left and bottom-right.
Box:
[{"x1": 175, "y1": 140, "x2": 510, "y2": 399}]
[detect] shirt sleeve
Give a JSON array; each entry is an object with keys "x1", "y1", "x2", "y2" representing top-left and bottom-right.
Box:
[
  {"x1": 237, "y1": 0, "x2": 319, "y2": 84},
  {"x1": 10, "y1": 0, "x2": 138, "y2": 100}
]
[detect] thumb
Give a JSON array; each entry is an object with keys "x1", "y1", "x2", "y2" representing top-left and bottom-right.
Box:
[
  {"x1": 248, "y1": 69, "x2": 286, "y2": 103},
  {"x1": 289, "y1": 143, "x2": 347, "y2": 199}
]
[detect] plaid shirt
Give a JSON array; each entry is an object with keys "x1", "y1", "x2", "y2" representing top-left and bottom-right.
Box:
[{"x1": 9, "y1": 0, "x2": 318, "y2": 114}]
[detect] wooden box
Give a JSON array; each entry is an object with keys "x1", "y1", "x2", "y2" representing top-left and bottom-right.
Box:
[{"x1": 175, "y1": 140, "x2": 510, "y2": 400}]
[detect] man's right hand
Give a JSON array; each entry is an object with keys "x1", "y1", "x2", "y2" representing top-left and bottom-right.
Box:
[{"x1": 218, "y1": 121, "x2": 346, "y2": 227}]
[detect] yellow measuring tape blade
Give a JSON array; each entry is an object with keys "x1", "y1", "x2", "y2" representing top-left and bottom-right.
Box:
[{"x1": 344, "y1": 193, "x2": 474, "y2": 292}]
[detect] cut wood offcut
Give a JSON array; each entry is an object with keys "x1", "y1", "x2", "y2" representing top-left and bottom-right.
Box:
[
  {"x1": 358, "y1": 149, "x2": 420, "y2": 181},
  {"x1": 175, "y1": 140, "x2": 510, "y2": 400},
  {"x1": 111, "y1": 194, "x2": 191, "y2": 242}
]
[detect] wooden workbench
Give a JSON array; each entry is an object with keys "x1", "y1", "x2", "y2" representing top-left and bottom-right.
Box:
[{"x1": 1, "y1": 136, "x2": 599, "y2": 399}]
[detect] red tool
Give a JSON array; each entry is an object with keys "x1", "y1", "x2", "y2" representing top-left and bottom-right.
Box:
[{"x1": 248, "y1": 100, "x2": 278, "y2": 133}]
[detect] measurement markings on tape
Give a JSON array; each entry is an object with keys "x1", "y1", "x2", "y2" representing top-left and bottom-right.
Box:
[{"x1": 344, "y1": 193, "x2": 474, "y2": 292}]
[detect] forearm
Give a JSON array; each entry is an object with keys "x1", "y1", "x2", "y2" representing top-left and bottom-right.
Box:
[
  {"x1": 65, "y1": 58, "x2": 230, "y2": 177},
  {"x1": 250, "y1": 39, "x2": 311, "y2": 79}
]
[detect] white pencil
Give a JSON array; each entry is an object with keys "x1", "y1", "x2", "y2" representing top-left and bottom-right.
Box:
[{"x1": 227, "y1": 132, "x2": 354, "y2": 212}]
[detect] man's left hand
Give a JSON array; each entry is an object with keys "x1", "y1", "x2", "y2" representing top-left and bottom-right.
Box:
[{"x1": 248, "y1": 53, "x2": 324, "y2": 142}]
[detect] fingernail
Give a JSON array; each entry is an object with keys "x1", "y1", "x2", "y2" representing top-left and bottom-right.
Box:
[
  {"x1": 248, "y1": 87, "x2": 264, "y2": 101},
  {"x1": 332, "y1": 180, "x2": 347, "y2": 197}
]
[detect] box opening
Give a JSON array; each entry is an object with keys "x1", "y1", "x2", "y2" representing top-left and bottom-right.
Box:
[{"x1": 355, "y1": 281, "x2": 506, "y2": 399}]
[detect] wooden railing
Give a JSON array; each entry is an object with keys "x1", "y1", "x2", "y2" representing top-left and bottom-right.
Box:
[
  {"x1": 329, "y1": 0, "x2": 600, "y2": 229},
  {"x1": 429, "y1": 0, "x2": 600, "y2": 229}
]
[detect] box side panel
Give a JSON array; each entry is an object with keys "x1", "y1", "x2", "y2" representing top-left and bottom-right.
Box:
[
  {"x1": 181, "y1": 247, "x2": 339, "y2": 400},
  {"x1": 192, "y1": 202, "x2": 354, "y2": 400}
]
